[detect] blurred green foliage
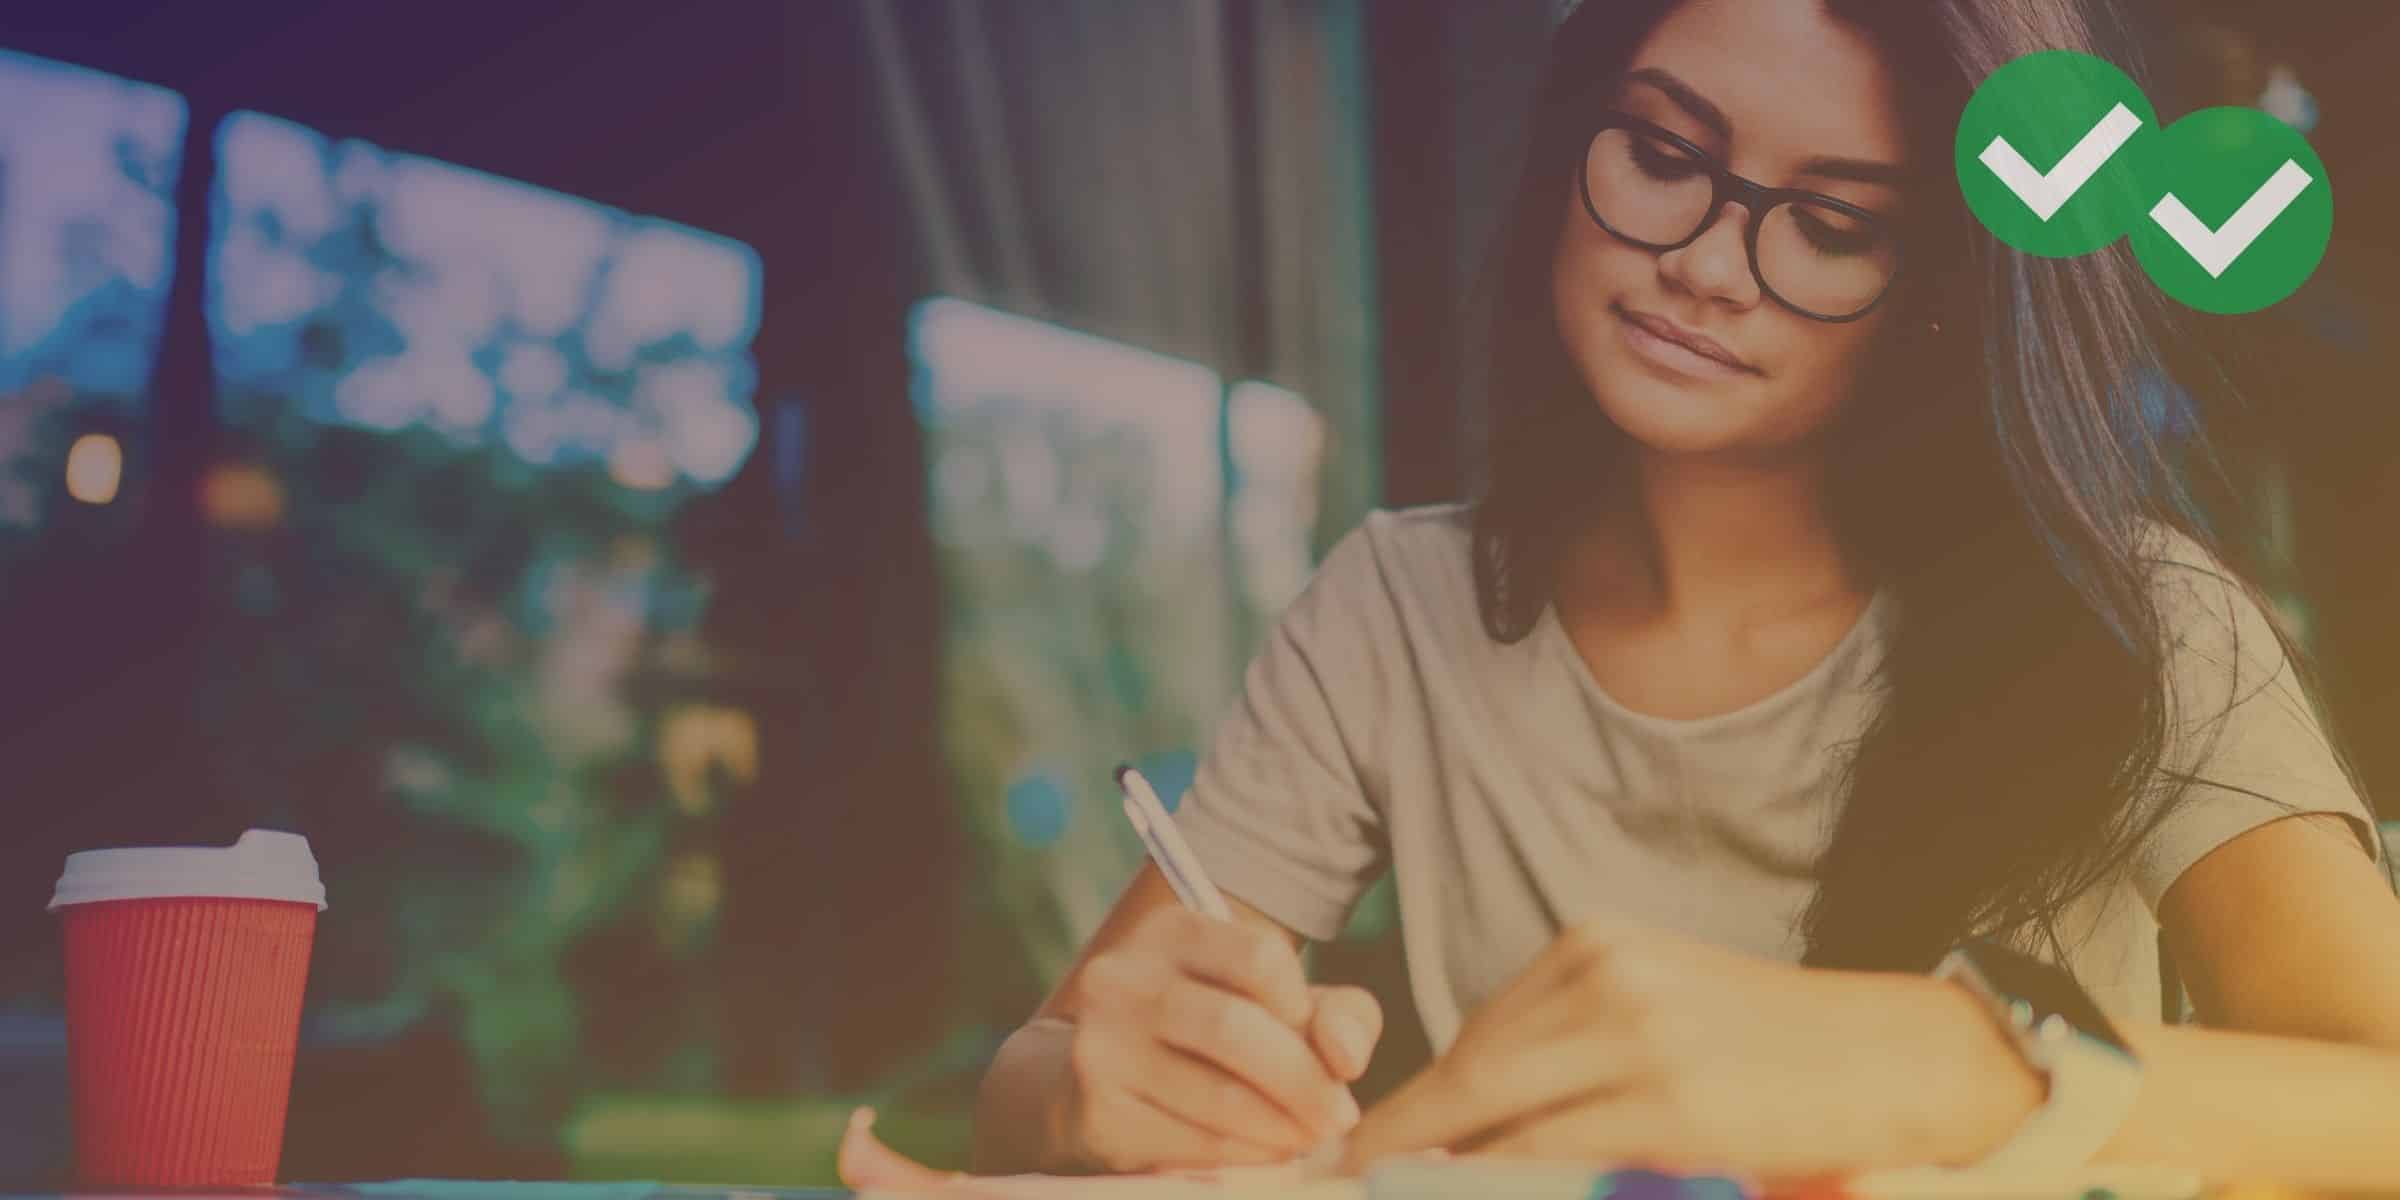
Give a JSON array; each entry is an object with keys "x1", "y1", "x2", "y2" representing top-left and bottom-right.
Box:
[{"x1": 204, "y1": 117, "x2": 752, "y2": 1148}]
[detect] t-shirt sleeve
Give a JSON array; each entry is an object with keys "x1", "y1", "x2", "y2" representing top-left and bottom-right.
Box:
[
  {"x1": 1174, "y1": 524, "x2": 1394, "y2": 941},
  {"x1": 2130, "y1": 533, "x2": 2382, "y2": 911}
]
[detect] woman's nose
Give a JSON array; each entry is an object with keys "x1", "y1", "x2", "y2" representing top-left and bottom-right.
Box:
[{"x1": 1658, "y1": 199, "x2": 1760, "y2": 307}]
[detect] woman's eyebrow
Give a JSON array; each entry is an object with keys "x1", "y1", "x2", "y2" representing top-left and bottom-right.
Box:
[
  {"x1": 1623, "y1": 67, "x2": 1730, "y2": 141},
  {"x1": 1624, "y1": 66, "x2": 1906, "y2": 189},
  {"x1": 1797, "y1": 156, "x2": 1906, "y2": 187}
]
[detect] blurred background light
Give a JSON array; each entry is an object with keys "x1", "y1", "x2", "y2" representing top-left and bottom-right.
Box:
[
  {"x1": 197, "y1": 461, "x2": 284, "y2": 530},
  {"x1": 608, "y1": 439, "x2": 675, "y2": 492},
  {"x1": 0, "y1": 50, "x2": 183, "y2": 554},
  {"x1": 0, "y1": 50, "x2": 183, "y2": 390},
  {"x1": 207, "y1": 111, "x2": 764, "y2": 494},
  {"x1": 910, "y1": 296, "x2": 1223, "y2": 549},
  {"x1": 1003, "y1": 768, "x2": 1071, "y2": 850},
  {"x1": 61, "y1": 432, "x2": 120, "y2": 505},
  {"x1": 1228, "y1": 380, "x2": 1327, "y2": 616},
  {"x1": 1131, "y1": 748, "x2": 1199, "y2": 815}
]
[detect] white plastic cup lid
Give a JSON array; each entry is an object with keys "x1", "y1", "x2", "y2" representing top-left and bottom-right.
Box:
[{"x1": 48, "y1": 828, "x2": 328, "y2": 912}]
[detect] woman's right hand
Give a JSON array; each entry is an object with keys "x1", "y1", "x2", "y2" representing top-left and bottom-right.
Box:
[{"x1": 1021, "y1": 901, "x2": 1378, "y2": 1173}]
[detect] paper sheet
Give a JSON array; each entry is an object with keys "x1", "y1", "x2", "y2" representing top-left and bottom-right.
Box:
[{"x1": 836, "y1": 1107, "x2": 1362, "y2": 1198}]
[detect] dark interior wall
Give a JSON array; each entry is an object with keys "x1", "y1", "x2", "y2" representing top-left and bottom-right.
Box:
[{"x1": 2271, "y1": 15, "x2": 2400, "y2": 816}]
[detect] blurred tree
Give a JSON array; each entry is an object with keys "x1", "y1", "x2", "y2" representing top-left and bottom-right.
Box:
[{"x1": 198, "y1": 113, "x2": 762, "y2": 1142}]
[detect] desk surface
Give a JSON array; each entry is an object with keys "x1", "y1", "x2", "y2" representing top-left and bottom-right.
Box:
[
  {"x1": 2, "y1": 1188, "x2": 852, "y2": 1200},
  {"x1": 8, "y1": 1176, "x2": 2400, "y2": 1200}
]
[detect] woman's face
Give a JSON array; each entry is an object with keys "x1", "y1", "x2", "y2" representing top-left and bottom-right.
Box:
[{"x1": 1553, "y1": 0, "x2": 1912, "y2": 461}]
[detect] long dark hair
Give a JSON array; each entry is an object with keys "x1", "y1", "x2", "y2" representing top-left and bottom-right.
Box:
[{"x1": 1472, "y1": 0, "x2": 2308, "y2": 971}]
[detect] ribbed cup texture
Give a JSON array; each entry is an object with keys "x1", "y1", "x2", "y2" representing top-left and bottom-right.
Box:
[{"x1": 61, "y1": 898, "x2": 315, "y2": 1187}]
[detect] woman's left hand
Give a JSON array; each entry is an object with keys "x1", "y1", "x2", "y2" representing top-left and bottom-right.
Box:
[{"x1": 1339, "y1": 912, "x2": 2045, "y2": 1180}]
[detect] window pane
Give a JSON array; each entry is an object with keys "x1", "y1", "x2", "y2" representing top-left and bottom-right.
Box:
[
  {"x1": 910, "y1": 296, "x2": 1240, "y2": 979},
  {"x1": 201, "y1": 110, "x2": 766, "y2": 1131},
  {"x1": 0, "y1": 50, "x2": 186, "y2": 569}
]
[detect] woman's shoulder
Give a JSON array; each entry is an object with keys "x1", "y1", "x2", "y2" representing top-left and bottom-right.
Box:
[
  {"x1": 2120, "y1": 531, "x2": 2379, "y2": 896},
  {"x1": 1318, "y1": 502, "x2": 1479, "y2": 611},
  {"x1": 1276, "y1": 503, "x2": 1483, "y2": 652},
  {"x1": 2130, "y1": 520, "x2": 2282, "y2": 649},
  {"x1": 1354, "y1": 501, "x2": 1476, "y2": 562},
  {"x1": 2128, "y1": 519, "x2": 2315, "y2": 729},
  {"x1": 2134, "y1": 519, "x2": 2238, "y2": 583}
]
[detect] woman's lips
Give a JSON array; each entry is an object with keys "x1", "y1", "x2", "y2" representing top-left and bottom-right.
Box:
[{"x1": 1613, "y1": 304, "x2": 1759, "y2": 378}]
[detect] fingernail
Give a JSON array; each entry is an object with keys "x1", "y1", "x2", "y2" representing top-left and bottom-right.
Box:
[
  {"x1": 1295, "y1": 1137, "x2": 1346, "y2": 1175},
  {"x1": 1334, "y1": 1017, "x2": 1374, "y2": 1072},
  {"x1": 1334, "y1": 1088, "x2": 1361, "y2": 1129}
]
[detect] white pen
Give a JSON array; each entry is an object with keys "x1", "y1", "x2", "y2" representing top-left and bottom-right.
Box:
[
  {"x1": 1115, "y1": 763, "x2": 1232, "y2": 921},
  {"x1": 1117, "y1": 762, "x2": 1361, "y2": 1165}
]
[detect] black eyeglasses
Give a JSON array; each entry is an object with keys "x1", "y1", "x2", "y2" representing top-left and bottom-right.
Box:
[{"x1": 1578, "y1": 112, "x2": 1905, "y2": 323}]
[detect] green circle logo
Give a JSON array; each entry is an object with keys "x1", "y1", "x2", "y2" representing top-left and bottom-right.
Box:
[
  {"x1": 1956, "y1": 51, "x2": 2157, "y2": 259},
  {"x1": 2130, "y1": 107, "x2": 2331, "y2": 314},
  {"x1": 1955, "y1": 50, "x2": 2332, "y2": 313}
]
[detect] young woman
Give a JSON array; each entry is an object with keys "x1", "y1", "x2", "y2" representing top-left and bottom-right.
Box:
[{"x1": 976, "y1": 0, "x2": 2400, "y2": 1184}]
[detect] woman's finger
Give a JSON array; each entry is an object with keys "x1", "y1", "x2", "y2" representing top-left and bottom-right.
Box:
[
  {"x1": 1441, "y1": 917, "x2": 1641, "y2": 1042},
  {"x1": 1166, "y1": 911, "x2": 1315, "y2": 1028},
  {"x1": 835, "y1": 1107, "x2": 964, "y2": 1191},
  {"x1": 1087, "y1": 1025, "x2": 1316, "y2": 1154},
  {"x1": 1152, "y1": 973, "x2": 1361, "y2": 1137},
  {"x1": 1459, "y1": 1091, "x2": 1679, "y2": 1168},
  {"x1": 1077, "y1": 1064, "x2": 1296, "y2": 1173},
  {"x1": 1307, "y1": 984, "x2": 1384, "y2": 1080},
  {"x1": 1341, "y1": 1030, "x2": 1633, "y2": 1168}
]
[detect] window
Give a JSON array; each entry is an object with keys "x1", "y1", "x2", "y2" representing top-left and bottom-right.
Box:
[
  {"x1": 909, "y1": 296, "x2": 1325, "y2": 980},
  {"x1": 200, "y1": 110, "x2": 768, "y2": 1128},
  {"x1": 0, "y1": 50, "x2": 185, "y2": 566},
  {"x1": 209, "y1": 111, "x2": 760, "y2": 490}
]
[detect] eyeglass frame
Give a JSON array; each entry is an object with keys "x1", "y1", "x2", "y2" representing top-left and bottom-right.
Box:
[{"x1": 1576, "y1": 110, "x2": 1908, "y2": 324}]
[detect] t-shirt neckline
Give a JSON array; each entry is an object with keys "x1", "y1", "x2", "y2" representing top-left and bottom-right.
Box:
[{"x1": 1536, "y1": 587, "x2": 1891, "y2": 738}]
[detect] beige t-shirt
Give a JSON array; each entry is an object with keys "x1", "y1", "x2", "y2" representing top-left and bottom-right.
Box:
[{"x1": 1177, "y1": 504, "x2": 2380, "y2": 1050}]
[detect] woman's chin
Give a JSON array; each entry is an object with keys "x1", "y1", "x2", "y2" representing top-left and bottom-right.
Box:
[{"x1": 1594, "y1": 387, "x2": 1772, "y2": 458}]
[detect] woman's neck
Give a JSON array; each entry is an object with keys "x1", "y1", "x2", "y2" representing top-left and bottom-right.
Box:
[{"x1": 1562, "y1": 448, "x2": 1864, "y2": 630}]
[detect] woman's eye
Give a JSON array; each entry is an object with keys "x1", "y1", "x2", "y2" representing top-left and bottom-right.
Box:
[
  {"x1": 1794, "y1": 207, "x2": 1879, "y2": 256},
  {"x1": 1628, "y1": 136, "x2": 1705, "y2": 182}
]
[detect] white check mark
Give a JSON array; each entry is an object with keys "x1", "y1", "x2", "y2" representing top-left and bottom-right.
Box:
[
  {"x1": 2148, "y1": 160, "x2": 2314, "y2": 278},
  {"x1": 1980, "y1": 102, "x2": 2144, "y2": 221}
]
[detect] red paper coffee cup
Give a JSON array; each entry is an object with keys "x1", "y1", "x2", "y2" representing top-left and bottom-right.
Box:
[{"x1": 50, "y1": 829, "x2": 326, "y2": 1188}]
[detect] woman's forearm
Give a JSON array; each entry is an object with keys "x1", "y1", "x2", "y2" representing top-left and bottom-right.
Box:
[
  {"x1": 1905, "y1": 974, "x2": 2400, "y2": 1185},
  {"x1": 972, "y1": 1017, "x2": 1077, "y2": 1175},
  {"x1": 990, "y1": 982, "x2": 2400, "y2": 1182},
  {"x1": 2092, "y1": 1022, "x2": 2400, "y2": 1188},
  {"x1": 1921, "y1": 971, "x2": 2400, "y2": 1186}
]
